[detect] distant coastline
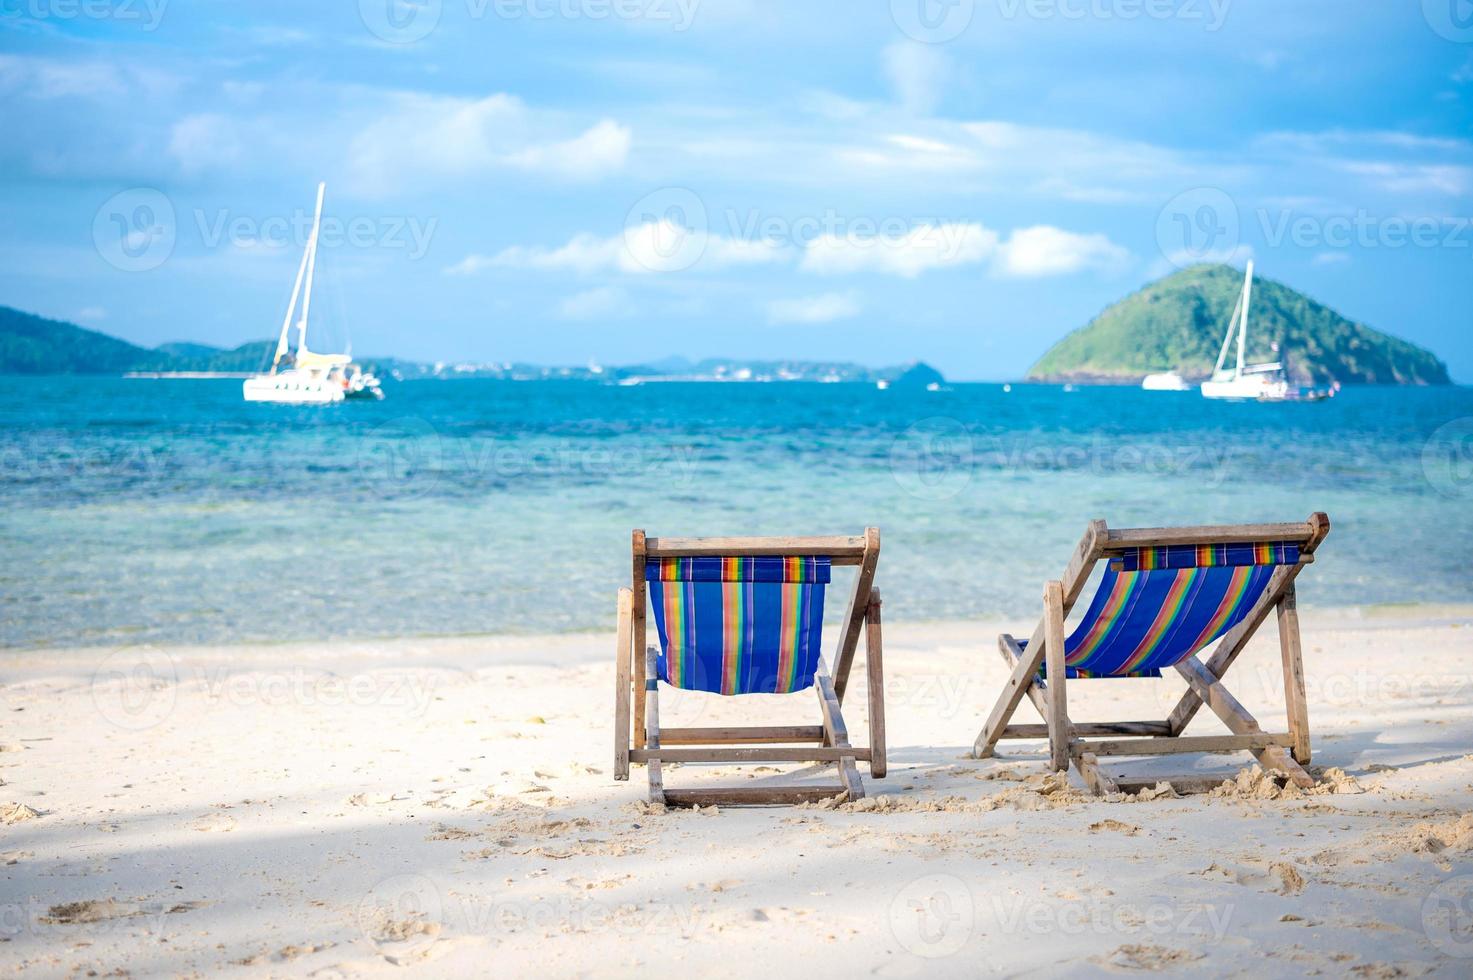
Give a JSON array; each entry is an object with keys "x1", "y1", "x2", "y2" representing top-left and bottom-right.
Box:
[{"x1": 1, "y1": 304, "x2": 946, "y2": 386}]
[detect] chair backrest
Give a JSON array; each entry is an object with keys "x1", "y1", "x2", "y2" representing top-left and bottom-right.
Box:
[
  {"x1": 1058, "y1": 530, "x2": 1312, "y2": 679},
  {"x1": 646, "y1": 556, "x2": 831, "y2": 695},
  {"x1": 633, "y1": 530, "x2": 879, "y2": 697}
]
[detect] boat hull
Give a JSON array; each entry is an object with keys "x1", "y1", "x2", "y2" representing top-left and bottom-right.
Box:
[
  {"x1": 243, "y1": 374, "x2": 345, "y2": 404},
  {"x1": 1201, "y1": 376, "x2": 1291, "y2": 401}
]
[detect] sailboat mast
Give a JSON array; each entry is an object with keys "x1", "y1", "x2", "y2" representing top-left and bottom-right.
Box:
[
  {"x1": 1235, "y1": 260, "x2": 1253, "y2": 380},
  {"x1": 272, "y1": 233, "x2": 314, "y2": 373},
  {"x1": 297, "y1": 181, "x2": 326, "y2": 355}
]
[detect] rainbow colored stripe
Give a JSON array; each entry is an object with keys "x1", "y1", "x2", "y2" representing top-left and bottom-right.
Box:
[
  {"x1": 1117, "y1": 540, "x2": 1298, "y2": 572},
  {"x1": 647, "y1": 555, "x2": 829, "y2": 695},
  {"x1": 648, "y1": 556, "x2": 828, "y2": 583},
  {"x1": 1043, "y1": 541, "x2": 1290, "y2": 679}
]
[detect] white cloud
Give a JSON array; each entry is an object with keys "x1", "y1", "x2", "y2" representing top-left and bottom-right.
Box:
[
  {"x1": 1311, "y1": 252, "x2": 1351, "y2": 266},
  {"x1": 993, "y1": 226, "x2": 1131, "y2": 278},
  {"x1": 800, "y1": 223, "x2": 997, "y2": 278},
  {"x1": 459, "y1": 217, "x2": 1126, "y2": 283},
  {"x1": 448, "y1": 220, "x2": 785, "y2": 276},
  {"x1": 503, "y1": 118, "x2": 632, "y2": 180},
  {"x1": 1340, "y1": 161, "x2": 1470, "y2": 197},
  {"x1": 76, "y1": 306, "x2": 106, "y2": 321},
  {"x1": 169, "y1": 113, "x2": 243, "y2": 175},
  {"x1": 766, "y1": 292, "x2": 861, "y2": 325},
  {"x1": 348, "y1": 93, "x2": 630, "y2": 196},
  {"x1": 558, "y1": 286, "x2": 629, "y2": 319},
  {"x1": 882, "y1": 41, "x2": 949, "y2": 116}
]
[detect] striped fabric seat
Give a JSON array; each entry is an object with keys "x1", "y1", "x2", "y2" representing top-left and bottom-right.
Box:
[
  {"x1": 1031, "y1": 541, "x2": 1301, "y2": 678},
  {"x1": 646, "y1": 556, "x2": 830, "y2": 695}
]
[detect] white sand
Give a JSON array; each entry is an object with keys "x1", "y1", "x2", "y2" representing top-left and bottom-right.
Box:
[{"x1": 3, "y1": 609, "x2": 1472, "y2": 977}]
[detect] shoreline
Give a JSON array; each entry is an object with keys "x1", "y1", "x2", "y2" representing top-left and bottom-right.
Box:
[{"x1": 8, "y1": 601, "x2": 1472, "y2": 664}]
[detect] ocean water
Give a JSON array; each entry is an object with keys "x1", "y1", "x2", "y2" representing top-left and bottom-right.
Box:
[{"x1": 2, "y1": 376, "x2": 1471, "y2": 650}]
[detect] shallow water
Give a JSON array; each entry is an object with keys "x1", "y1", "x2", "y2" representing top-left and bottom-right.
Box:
[{"x1": 2, "y1": 377, "x2": 1471, "y2": 649}]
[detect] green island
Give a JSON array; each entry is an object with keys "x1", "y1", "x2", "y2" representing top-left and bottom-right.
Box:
[{"x1": 1028, "y1": 264, "x2": 1449, "y2": 385}]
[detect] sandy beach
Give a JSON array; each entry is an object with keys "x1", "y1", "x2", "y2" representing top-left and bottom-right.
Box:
[{"x1": 3, "y1": 607, "x2": 1472, "y2": 977}]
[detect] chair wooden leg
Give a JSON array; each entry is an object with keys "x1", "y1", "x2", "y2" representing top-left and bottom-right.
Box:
[
  {"x1": 1175, "y1": 656, "x2": 1314, "y2": 788},
  {"x1": 643, "y1": 648, "x2": 664, "y2": 805},
  {"x1": 614, "y1": 589, "x2": 633, "y2": 781},
  {"x1": 1276, "y1": 587, "x2": 1311, "y2": 764},
  {"x1": 865, "y1": 589, "x2": 887, "y2": 779},
  {"x1": 1043, "y1": 581, "x2": 1070, "y2": 772},
  {"x1": 815, "y1": 663, "x2": 864, "y2": 800},
  {"x1": 973, "y1": 628, "x2": 1048, "y2": 758}
]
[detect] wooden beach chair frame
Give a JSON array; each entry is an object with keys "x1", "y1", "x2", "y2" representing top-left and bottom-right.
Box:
[
  {"x1": 972, "y1": 514, "x2": 1330, "y2": 795},
  {"x1": 613, "y1": 529, "x2": 886, "y2": 806}
]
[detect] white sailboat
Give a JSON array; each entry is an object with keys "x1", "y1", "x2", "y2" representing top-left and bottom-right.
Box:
[
  {"x1": 243, "y1": 182, "x2": 383, "y2": 404},
  {"x1": 1200, "y1": 261, "x2": 1294, "y2": 402}
]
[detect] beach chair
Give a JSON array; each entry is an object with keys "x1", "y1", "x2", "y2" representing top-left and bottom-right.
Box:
[
  {"x1": 613, "y1": 529, "x2": 885, "y2": 806},
  {"x1": 972, "y1": 514, "x2": 1330, "y2": 795}
]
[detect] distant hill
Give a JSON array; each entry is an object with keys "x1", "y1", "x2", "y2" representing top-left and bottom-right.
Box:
[
  {"x1": 0, "y1": 307, "x2": 279, "y2": 375},
  {"x1": 1028, "y1": 264, "x2": 1449, "y2": 385},
  {"x1": 0, "y1": 304, "x2": 944, "y2": 384},
  {"x1": 0, "y1": 306, "x2": 167, "y2": 375}
]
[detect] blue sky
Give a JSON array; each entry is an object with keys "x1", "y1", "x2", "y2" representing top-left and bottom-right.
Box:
[{"x1": 2, "y1": 0, "x2": 1471, "y2": 379}]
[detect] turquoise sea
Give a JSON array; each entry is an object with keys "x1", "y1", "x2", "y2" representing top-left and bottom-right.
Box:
[{"x1": 2, "y1": 377, "x2": 1471, "y2": 650}]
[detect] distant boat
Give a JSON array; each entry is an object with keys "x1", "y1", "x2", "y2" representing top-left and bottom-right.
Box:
[
  {"x1": 1141, "y1": 371, "x2": 1190, "y2": 391},
  {"x1": 1199, "y1": 262, "x2": 1333, "y2": 403},
  {"x1": 875, "y1": 379, "x2": 890, "y2": 390},
  {"x1": 243, "y1": 183, "x2": 383, "y2": 404}
]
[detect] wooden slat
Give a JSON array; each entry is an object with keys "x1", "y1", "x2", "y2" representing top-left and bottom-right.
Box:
[
  {"x1": 632, "y1": 530, "x2": 647, "y2": 751},
  {"x1": 1175, "y1": 656, "x2": 1314, "y2": 788},
  {"x1": 662, "y1": 786, "x2": 849, "y2": 807},
  {"x1": 643, "y1": 647, "x2": 663, "y2": 804},
  {"x1": 1043, "y1": 580, "x2": 1069, "y2": 772},
  {"x1": 1113, "y1": 774, "x2": 1231, "y2": 796},
  {"x1": 833, "y1": 527, "x2": 880, "y2": 702},
  {"x1": 1277, "y1": 586, "x2": 1311, "y2": 764},
  {"x1": 1104, "y1": 520, "x2": 1318, "y2": 550},
  {"x1": 613, "y1": 588, "x2": 633, "y2": 781},
  {"x1": 998, "y1": 721, "x2": 1173, "y2": 739},
  {"x1": 1082, "y1": 733, "x2": 1293, "y2": 757},
  {"x1": 659, "y1": 725, "x2": 825, "y2": 745},
  {"x1": 864, "y1": 588, "x2": 887, "y2": 779},
  {"x1": 631, "y1": 747, "x2": 873, "y2": 763},
  {"x1": 814, "y1": 664, "x2": 850, "y2": 746},
  {"x1": 815, "y1": 663, "x2": 864, "y2": 800},
  {"x1": 644, "y1": 535, "x2": 866, "y2": 562}
]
